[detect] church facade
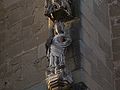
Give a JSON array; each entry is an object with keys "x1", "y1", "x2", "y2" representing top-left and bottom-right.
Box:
[{"x1": 0, "y1": 0, "x2": 119, "y2": 90}]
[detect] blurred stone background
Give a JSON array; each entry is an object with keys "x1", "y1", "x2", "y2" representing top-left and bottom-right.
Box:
[{"x1": 0, "y1": 0, "x2": 119, "y2": 90}]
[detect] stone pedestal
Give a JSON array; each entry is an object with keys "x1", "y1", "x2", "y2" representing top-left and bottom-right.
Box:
[{"x1": 46, "y1": 73, "x2": 72, "y2": 90}]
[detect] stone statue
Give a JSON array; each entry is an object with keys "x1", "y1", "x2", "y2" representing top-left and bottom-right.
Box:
[
  {"x1": 46, "y1": 21, "x2": 71, "y2": 74},
  {"x1": 44, "y1": 1, "x2": 73, "y2": 88},
  {"x1": 49, "y1": 33, "x2": 71, "y2": 74}
]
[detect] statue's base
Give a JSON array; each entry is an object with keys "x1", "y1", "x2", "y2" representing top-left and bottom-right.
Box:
[
  {"x1": 44, "y1": 8, "x2": 73, "y2": 22},
  {"x1": 46, "y1": 74, "x2": 72, "y2": 90}
]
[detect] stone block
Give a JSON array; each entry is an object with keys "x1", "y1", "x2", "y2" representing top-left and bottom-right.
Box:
[
  {"x1": 0, "y1": 53, "x2": 5, "y2": 66},
  {"x1": 115, "y1": 79, "x2": 120, "y2": 90},
  {"x1": 35, "y1": 0, "x2": 44, "y2": 8},
  {"x1": 93, "y1": 0, "x2": 109, "y2": 28},
  {"x1": 81, "y1": 15, "x2": 98, "y2": 44},
  {"x1": 112, "y1": 27, "x2": 120, "y2": 38},
  {"x1": 66, "y1": 57, "x2": 76, "y2": 72},
  {"x1": 9, "y1": 56, "x2": 22, "y2": 81},
  {"x1": 113, "y1": 52, "x2": 120, "y2": 61},
  {"x1": 12, "y1": 48, "x2": 46, "y2": 90},
  {"x1": 72, "y1": 69, "x2": 103, "y2": 90},
  {"x1": 72, "y1": 40, "x2": 81, "y2": 69},
  {"x1": 4, "y1": 0, "x2": 21, "y2": 8},
  {"x1": 33, "y1": 57, "x2": 48, "y2": 72},
  {"x1": 97, "y1": 59, "x2": 113, "y2": 85},
  {"x1": 6, "y1": 40, "x2": 23, "y2": 58},
  {"x1": 82, "y1": 0, "x2": 94, "y2": 12},
  {"x1": 25, "y1": 82, "x2": 47, "y2": 90},
  {"x1": 22, "y1": 15, "x2": 34, "y2": 28},
  {"x1": 81, "y1": 1, "x2": 111, "y2": 45},
  {"x1": 0, "y1": 77, "x2": 14, "y2": 90},
  {"x1": 91, "y1": 60, "x2": 111, "y2": 88},
  {"x1": 106, "y1": 58, "x2": 114, "y2": 72},
  {"x1": 23, "y1": 36, "x2": 37, "y2": 51},
  {"x1": 101, "y1": 79, "x2": 114, "y2": 90},
  {"x1": 79, "y1": 40, "x2": 98, "y2": 65},
  {"x1": 81, "y1": 57, "x2": 92, "y2": 76},
  {"x1": 72, "y1": 69, "x2": 83, "y2": 83},
  {"x1": 0, "y1": 63, "x2": 7, "y2": 79},
  {"x1": 36, "y1": 30, "x2": 48, "y2": 46},
  {"x1": 38, "y1": 43, "x2": 46, "y2": 59},
  {"x1": 98, "y1": 33, "x2": 112, "y2": 58},
  {"x1": 112, "y1": 38, "x2": 120, "y2": 53},
  {"x1": 22, "y1": 26, "x2": 34, "y2": 40},
  {"x1": 6, "y1": 22, "x2": 22, "y2": 46},
  {"x1": 65, "y1": 45, "x2": 74, "y2": 59},
  {"x1": 70, "y1": 19, "x2": 81, "y2": 41},
  {"x1": 20, "y1": 0, "x2": 35, "y2": 17},
  {"x1": 0, "y1": 20, "x2": 6, "y2": 32},
  {"x1": 33, "y1": 7, "x2": 47, "y2": 25},
  {"x1": 0, "y1": 32, "x2": 6, "y2": 45},
  {"x1": 109, "y1": 4, "x2": 120, "y2": 17},
  {"x1": 80, "y1": 26, "x2": 106, "y2": 65},
  {"x1": 115, "y1": 66, "x2": 120, "y2": 79},
  {"x1": 31, "y1": 23, "x2": 47, "y2": 36},
  {"x1": 6, "y1": 7, "x2": 21, "y2": 27}
]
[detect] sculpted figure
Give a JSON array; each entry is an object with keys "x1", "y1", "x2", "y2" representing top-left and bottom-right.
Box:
[
  {"x1": 44, "y1": 0, "x2": 73, "y2": 88},
  {"x1": 49, "y1": 33, "x2": 71, "y2": 74},
  {"x1": 46, "y1": 21, "x2": 71, "y2": 74}
]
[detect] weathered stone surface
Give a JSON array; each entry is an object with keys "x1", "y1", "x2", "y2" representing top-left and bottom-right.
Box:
[
  {"x1": 37, "y1": 43, "x2": 46, "y2": 59},
  {"x1": 115, "y1": 79, "x2": 120, "y2": 90},
  {"x1": 6, "y1": 7, "x2": 21, "y2": 27},
  {"x1": 109, "y1": 3, "x2": 120, "y2": 17},
  {"x1": 0, "y1": 63, "x2": 7, "y2": 79},
  {"x1": 11, "y1": 48, "x2": 47, "y2": 90},
  {"x1": 106, "y1": 58, "x2": 114, "y2": 72},
  {"x1": 0, "y1": 19, "x2": 6, "y2": 32},
  {"x1": 20, "y1": 0, "x2": 35, "y2": 18},
  {"x1": 0, "y1": 32, "x2": 6, "y2": 45},
  {"x1": 70, "y1": 19, "x2": 81, "y2": 41},
  {"x1": 4, "y1": 0, "x2": 21, "y2": 7},
  {"x1": 6, "y1": 22, "x2": 22, "y2": 47},
  {"x1": 115, "y1": 65, "x2": 120, "y2": 79},
  {"x1": 98, "y1": 33, "x2": 112, "y2": 58},
  {"x1": 0, "y1": 0, "x2": 115, "y2": 90},
  {"x1": 93, "y1": 0, "x2": 109, "y2": 28},
  {"x1": 0, "y1": 0, "x2": 47, "y2": 90},
  {"x1": 81, "y1": 15, "x2": 98, "y2": 43},
  {"x1": 112, "y1": 38, "x2": 120, "y2": 53},
  {"x1": 22, "y1": 15, "x2": 34, "y2": 28},
  {"x1": 23, "y1": 36, "x2": 37, "y2": 51},
  {"x1": 109, "y1": 1, "x2": 120, "y2": 90},
  {"x1": 25, "y1": 82, "x2": 47, "y2": 90},
  {"x1": 6, "y1": 40, "x2": 23, "y2": 58},
  {"x1": 72, "y1": 69, "x2": 103, "y2": 90},
  {"x1": 97, "y1": 59, "x2": 113, "y2": 85},
  {"x1": 112, "y1": 28, "x2": 120, "y2": 38},
  {"x1": 80, "y1": 40, "x2": 97, "y2": 65},
  {"x1": 66, "y1": 57, "x2": 76, "y2": 72},
  {"x1": 81, "y1": 57, "x2": 92, "y2": 76},
  {"x1": 81, "y1": 0, "x2": 111, "y2": 45},
  {"x1": 113, "y1": 52, "x2": 120, "y2": 62}
]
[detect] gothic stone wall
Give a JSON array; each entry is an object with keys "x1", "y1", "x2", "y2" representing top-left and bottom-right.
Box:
[
  {"x1": 109, "y1": 1, "x2": 120, "y2": 90},
  {"x1": 0, "y1": 0, "x2": 115, "y2": 90},
  {"x1": 69, "y1": 0, "x2": 115, "y2": 90},
  {"x1": 0, "y1": 0, "x2": 48, "y2": 90}
]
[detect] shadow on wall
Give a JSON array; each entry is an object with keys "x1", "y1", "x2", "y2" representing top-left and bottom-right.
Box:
[{"x1": 71, "y1": 0, "x2": 81, "y2": 17}]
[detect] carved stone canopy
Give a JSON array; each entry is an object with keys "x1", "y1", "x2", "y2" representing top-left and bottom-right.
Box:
[{"x1": 44, "y1": 0, "x2": 73, "y2": 22}]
